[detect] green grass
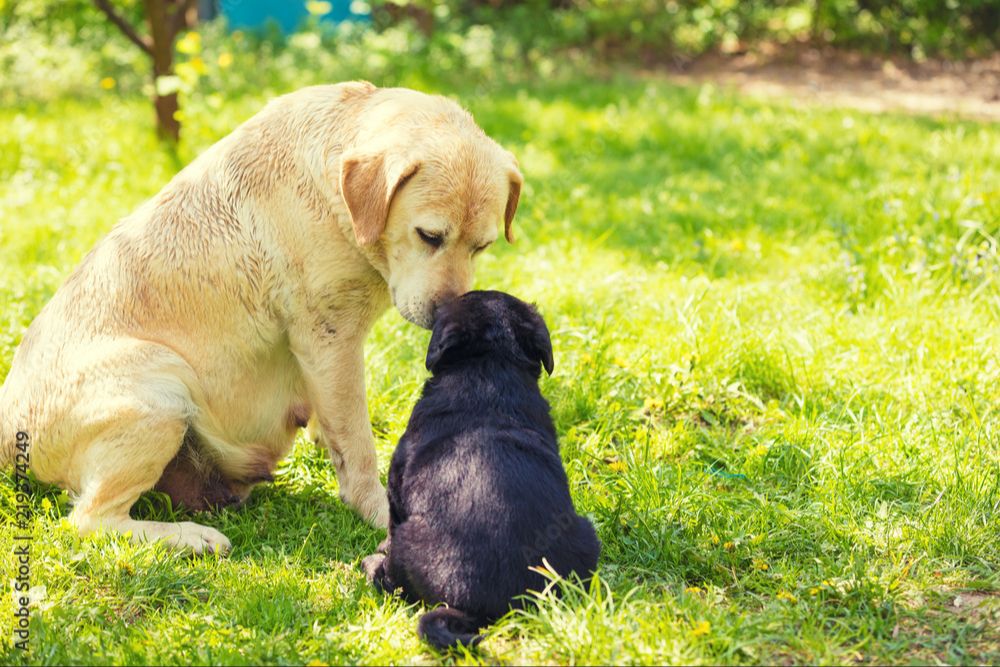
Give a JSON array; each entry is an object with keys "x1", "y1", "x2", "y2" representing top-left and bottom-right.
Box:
[{"x1": 2, "y1": 58, "x2": 1000, "y2": 665}]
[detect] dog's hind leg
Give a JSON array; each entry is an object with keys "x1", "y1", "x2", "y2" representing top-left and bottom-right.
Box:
[
  {"x1": 65, "y1": 343, "x2": 231, "y2": 554},
  {"x1": 68, "y1": 411, "x2": 231, "y2": 554}
]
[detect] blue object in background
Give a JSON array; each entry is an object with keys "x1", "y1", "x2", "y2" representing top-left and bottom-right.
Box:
[{"x1": 219, "y1": 0, "x2": 370, "y2": 33}]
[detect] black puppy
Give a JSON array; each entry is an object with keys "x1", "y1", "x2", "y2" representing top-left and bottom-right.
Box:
[{"x1": 362, "y1": 290, "x2": 600, "y2": 650}]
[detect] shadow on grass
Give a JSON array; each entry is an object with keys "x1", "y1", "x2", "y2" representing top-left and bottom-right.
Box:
[{"x1": 132, "y1": 481, "x2": 383, "y2": 568}]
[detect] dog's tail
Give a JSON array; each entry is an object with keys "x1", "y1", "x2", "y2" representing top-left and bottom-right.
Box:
[{"x1": 417, "y1": 607, "x2": 484, "y2": 650}]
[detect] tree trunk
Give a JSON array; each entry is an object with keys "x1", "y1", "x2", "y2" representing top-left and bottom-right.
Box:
[
  {"x1": 145, "y1": 0, "x2": 180, "y2": 142},
  {"x1": 94, "y1": 0, "x2": 196, "y2": 142}
]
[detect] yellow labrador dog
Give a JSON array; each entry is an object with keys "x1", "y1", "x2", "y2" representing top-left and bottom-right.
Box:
[{"x1": 0, "y1": 82, "x2": 522, "y2": 554}]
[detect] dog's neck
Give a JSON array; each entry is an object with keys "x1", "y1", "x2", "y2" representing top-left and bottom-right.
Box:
[
  {"x1": 300, "y1": 160, "x2": 391, "y2": 284},
  {"x1": 426, "y1": 357, "x2": 552, "y2": 428}
]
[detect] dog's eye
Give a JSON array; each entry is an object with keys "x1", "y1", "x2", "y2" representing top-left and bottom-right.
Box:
[
  {"x1": 473, "y1": 241, "x2": 492, "y2": 255},
  {"x1": 416, "y1": 228, "x2": 444, "y2": 249}
]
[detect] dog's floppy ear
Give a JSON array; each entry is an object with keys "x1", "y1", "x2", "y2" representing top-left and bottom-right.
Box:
[
  {"x1": 426, "y1": 320, "x2": 466, "y2": 373},
  {"x1": 503, "y1": 166, "x2": 523, "y2": 244},
  {"x1": 340, "y1": 152, "x2": 420, "y2": 246},
  {"x1": 515, "y1": 306, "x2": 554, "y2": 375}
]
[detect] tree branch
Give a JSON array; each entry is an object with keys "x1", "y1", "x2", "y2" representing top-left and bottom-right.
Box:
[
  {"x1": 170, "y1": 0, "x2": 198, "y2": 39},
  {"x1": 93, "y1": 0, "x2": 153, "y2": 56}
]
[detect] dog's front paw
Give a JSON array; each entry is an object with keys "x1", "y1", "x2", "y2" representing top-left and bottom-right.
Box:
[{"x1": 341, "y1": 479, "x2": 389, "y2": 529}]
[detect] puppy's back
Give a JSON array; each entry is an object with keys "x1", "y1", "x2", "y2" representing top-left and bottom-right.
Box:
[{"x1": 394, "y1": 425, "x2": 597, "y2": 617}]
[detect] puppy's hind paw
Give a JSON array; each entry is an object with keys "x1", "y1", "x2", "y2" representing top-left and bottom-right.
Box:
[
  {"x1": 361, "y1": 552, "x2": 386, "y2": 586},
  {"x1": 363, "y1": 551, "x2": 401, "y2": 595}
]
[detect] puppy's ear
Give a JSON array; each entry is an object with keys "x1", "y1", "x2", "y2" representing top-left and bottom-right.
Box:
[
  {"x1": 516, "y1": 306, "x2": 554, "y2": 375},
  {"x1": 504, "y1": 166, "x2": 523, "y2": 244},
  {"x1": 340, "y1": 152, "x2": 420, "y2": 246},
  {"x1": 426, "y1": 321, "x2": 465, "y2": 373}
]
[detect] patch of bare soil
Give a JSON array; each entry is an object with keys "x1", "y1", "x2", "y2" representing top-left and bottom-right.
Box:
[
  {"x1": 662, "y1": 46, "x2": 1000, "y2": 122},
  {"x1": 946, "y1": 590, "x2": 1000, "y2": 621},
  {"x1": 890, "y1": 588, "x2": 1000, "y2": 663}
]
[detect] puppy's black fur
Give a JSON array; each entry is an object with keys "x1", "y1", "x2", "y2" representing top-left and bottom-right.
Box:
[{"x1": 362, "y1": 290, "x2": 600, "y2": 650}]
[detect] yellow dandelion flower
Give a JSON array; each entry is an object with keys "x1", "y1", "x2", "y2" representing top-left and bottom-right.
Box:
[
  {"x1": 100, "y1": 77, "x2": 116, "y2": 90},
  {"x1": 776, "y1": 590, "x2": 797, "y2": 603},
  {"x1": 690, "y1": 620, "x2": 711, "y2": 637},
  {"x1": 607, "y1": 460, "x2": 627, "y2": 473},
  {"x1": 217, "y1": 52, "x2": 234, "y2": 68},
  {"x1": 723, "y1": 541, "x2": 735, "y2": 551},
  {"x1": 684, "y1": 586, "x2": 703, "y2": 595},
  {"x1": 643, "y1": 396, "x2": 664, "y2": 412},
  {"x1": 710, "y1": 535, "x2": 721, "y2": 545},
  {"x1": 753, "y1": 559, "x2": 769, "y2": 571}
]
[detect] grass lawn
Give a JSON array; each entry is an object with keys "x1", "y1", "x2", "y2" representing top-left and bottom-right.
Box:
[{"x1": 1, "y1": 63, "x2": 999, "y2": 665}]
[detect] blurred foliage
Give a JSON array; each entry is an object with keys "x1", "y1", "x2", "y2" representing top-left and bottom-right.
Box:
[
  {"x1": 0, "y1": 0, "x2": 995, "y2": 117},
  {"x1": 0, "y1": 2, "x2": 553, "y2": 108},
  {"x1": 1, "y1": 0, "x2": 142, "y2": 32},
  {"x1": 1, "y1": 0, "x2": 147, "y2": 103},
  {"x1": 1, "y1": 0, "x2": 995, "y2": 84},
  {"x1": 812, "y1": 0, "x2": 999, "y2": 58},
  {"x1": 372, "y1": 0, "x2": 1000, "y2": 60}
]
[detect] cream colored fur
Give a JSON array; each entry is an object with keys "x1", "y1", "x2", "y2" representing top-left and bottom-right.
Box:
[{"x1": 0, "y1": 82, "x2": 522, "y2": 554}]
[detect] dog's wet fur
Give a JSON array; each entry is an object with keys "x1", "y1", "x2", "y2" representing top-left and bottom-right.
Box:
[{"x1": 362, "y1": 290, "x2": 600, "y2": 650}]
